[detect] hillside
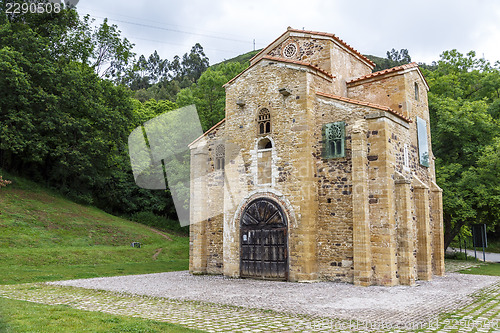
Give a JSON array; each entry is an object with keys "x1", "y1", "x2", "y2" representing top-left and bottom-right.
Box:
[
  {"x1": 211, "y1": 49, "x2": 261, "y2": 68},
  {"x1": 0, "y1": 170, "x2": 189, "y2": 285}
]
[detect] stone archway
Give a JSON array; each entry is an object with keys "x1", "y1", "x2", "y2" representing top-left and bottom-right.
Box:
[{"x1": 240, "y1": 197, "x2": 288, "y2": 280}]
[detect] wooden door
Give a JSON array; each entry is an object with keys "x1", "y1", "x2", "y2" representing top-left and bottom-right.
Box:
[{"x1": 240, "y1": 198, "x2": 288, "y2": 280}]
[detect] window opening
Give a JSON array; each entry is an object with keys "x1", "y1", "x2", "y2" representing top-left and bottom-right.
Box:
[
  {"x1": 215, "y1": 144, "x2": 225, "y2": 170},
  {"x1": 258, "y1": 108, "x2": 271, "y2": 135}
]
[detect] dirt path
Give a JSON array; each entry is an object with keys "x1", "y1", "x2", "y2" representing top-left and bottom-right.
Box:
[{"x1": 147, "y1": 227, "x2": 172, "y2": 241}]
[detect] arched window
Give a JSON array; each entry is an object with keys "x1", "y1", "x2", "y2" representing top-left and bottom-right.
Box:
[
  {"x1": 258, "y1": 138, "x2": 273, "y2": 150},
  {"x1": 215, "y1": 144, "x2": 225, "y2": 170},
  {"x1": 414, "y1": 82, "x2": 419, "y2": 101},
  {"x1": 257, "y1": 137, "x2": 273, "y2": 185},
  {"x1": 258, "y1": 108, "x2": 271, "y2": 135}
]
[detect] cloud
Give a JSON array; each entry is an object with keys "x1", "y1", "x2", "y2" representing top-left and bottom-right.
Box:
[{"x1": 77, "y1": 0, "x2": 500, "y2": 66}]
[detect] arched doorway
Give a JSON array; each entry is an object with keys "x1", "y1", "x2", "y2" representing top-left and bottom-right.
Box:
[{"x1": 240, "y1": 197, "x2": 288, "y2": 280}]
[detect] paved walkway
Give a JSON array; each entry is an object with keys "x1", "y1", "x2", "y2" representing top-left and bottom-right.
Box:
[
  {"x1": 0, "y1": 265, "x2": 499, "y2": 332},
  {"x1": 449, "y1": 248, "x2": 500, "y2": 263}
]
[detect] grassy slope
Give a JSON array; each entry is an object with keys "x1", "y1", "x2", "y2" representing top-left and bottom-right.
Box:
[
  {"x1": 211, "y1": 49, "x2": 261, "y2": 68},
  {"x1": 0, "y1": 171, "x2": 189, "y2": 285}
]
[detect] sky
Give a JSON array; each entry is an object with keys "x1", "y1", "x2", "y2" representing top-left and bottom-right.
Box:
[{"x1": 76, "y1": 0, "x2": 500, "y2": 67}]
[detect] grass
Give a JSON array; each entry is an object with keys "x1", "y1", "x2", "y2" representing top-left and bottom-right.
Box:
[
  {"x1": 0, "y1": 171, "x2": 189, "y2": 285},
  {"x1": 0, "y1": 297, "x2": 202, "y2": 332},
  {"x1": 0, "y1": 170, "x2": 193, "y2": 331},
  {"x1": 459, "y1": 262, "x2": 500, "y2": 276}
]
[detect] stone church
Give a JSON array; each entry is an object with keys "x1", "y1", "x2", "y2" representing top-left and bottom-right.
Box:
[{"x1": 188, "y1": 28, "x2": 445, "y2": 286}]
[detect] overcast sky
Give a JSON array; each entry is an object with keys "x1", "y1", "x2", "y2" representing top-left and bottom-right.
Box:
[{"x1": 77, "y1": 0, "x2": 500, "y2": 67}]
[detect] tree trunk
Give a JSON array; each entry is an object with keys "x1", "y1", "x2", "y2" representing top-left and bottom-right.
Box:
[{"x1": 444, "y1": 217, "x2": 466, "y2": 251}]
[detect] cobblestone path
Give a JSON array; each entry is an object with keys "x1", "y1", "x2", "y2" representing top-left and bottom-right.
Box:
[
  {"x1": 0, "y1": 260, "x2": 498, "y2": 332},
  {"x1": 1, "y1": 279, "x2": 499, "y2": 332}
]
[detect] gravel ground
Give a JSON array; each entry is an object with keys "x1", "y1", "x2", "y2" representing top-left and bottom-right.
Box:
[{"x1": 48, "y1": 271, "x2": 500, "y2": 325}]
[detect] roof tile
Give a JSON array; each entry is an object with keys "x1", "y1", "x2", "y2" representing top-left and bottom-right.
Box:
[
  {"x1": 347, "y1": 62, "x2": 420, "y2": 85},
  {"x1": 315, "y1": 91, "x2": 412, "y2": 123}
]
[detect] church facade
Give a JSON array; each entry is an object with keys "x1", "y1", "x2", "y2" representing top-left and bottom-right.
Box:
[{"x1": 188, "y1": 28, "x2": 444, "y2": 286}]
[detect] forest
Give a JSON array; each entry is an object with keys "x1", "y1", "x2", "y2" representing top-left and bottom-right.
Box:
[{"x1": 1, "y1": 3, "x2": 499, "y2": 248}]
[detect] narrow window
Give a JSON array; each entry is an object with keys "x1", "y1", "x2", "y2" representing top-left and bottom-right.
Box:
[
  {"x1": 322, "y1": 121, "x2": 345, "y2": 159},
  {"x1": 414, "y1": 82, "x2": 419, "y2": 101},
  {"x1": 215, "y1": 144, "x2": 225, "y2": 170},
  {"x1": 258, "y1": 108, "x2": 271, "y2": 135},
  {"x1": 403, "y1": 144, "x2": 409, "y2": 169},
  {"x1": 416, "y1": 117, "x2": 429, "y2": 167}
]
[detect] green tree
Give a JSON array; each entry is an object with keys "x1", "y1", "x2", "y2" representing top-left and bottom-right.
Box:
[
  {"x1": 426, "y1": 50, "x2": 500, "y2": 249},
  {"x1": 176, "y1": 62, "x2": 247, "y2": 130}
]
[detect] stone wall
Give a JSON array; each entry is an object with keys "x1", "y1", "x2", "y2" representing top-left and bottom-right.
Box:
[
  {"x1": 224, "y1": 60, "x2": 333, "y2": 281},
  {"x1": 189, "y1": 30, "x2": 444, "y2": 286}
]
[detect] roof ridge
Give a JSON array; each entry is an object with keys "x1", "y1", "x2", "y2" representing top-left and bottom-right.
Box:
[
  {"x1": 347, "y1": 62, "x2": 419, "y2": 85},
  {"x1": 315, "y1": 91, "x2": 411, "y2": 123},
  {"x1": 286, "y1": 28, "x2": 375, "y2": 68},
  {"x1": 262, "y1": 55, "x2": 334, "y2": 78},
  {"x1": 249, "y1": 28, "x2": 375, "y2": 68},
  {"x1": 224, "y1": 55, "x2": 335, "y2": 87},
  {"x1": 188, "y1": 118, "x2": 226, "y2": 147}
]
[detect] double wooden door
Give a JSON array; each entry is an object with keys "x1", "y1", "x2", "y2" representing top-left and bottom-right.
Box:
[{"x1": 240, "y1": 198, "x2": 288, "y2": 280}]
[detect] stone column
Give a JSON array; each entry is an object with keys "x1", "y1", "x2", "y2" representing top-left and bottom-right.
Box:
[
  {"x1": 395, "y1": 172, "x2": 415, "y2": 286},
  {"x1": 351, "y1": 120, "x2": 372, "y2": 286},
  {"x1": 431, "y1": 181, "x2": 445, "y2": 276},
  {"x1": 366, "y1": 117, "x2": 398, "y2": 286},
  {"x1": 189, "y1": 145, "x2": 208, "y2": 274},
  {"x1": 413, "y1": 175, "x2": 432, "y2": 281}
]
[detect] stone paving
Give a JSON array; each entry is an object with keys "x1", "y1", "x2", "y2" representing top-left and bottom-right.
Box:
[{"x1": 0, "y1": 262, "x2": 499, "y2": 332}]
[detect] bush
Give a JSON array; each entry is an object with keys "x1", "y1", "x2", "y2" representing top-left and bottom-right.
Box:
[
  {"x1": 130, "y1": 211, "x2": 188, "y2": 234},
  {"x1": 445, "y1": 251, "x2": 479, "y2": 261}
]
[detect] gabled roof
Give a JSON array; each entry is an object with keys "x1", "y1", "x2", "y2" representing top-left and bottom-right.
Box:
[
  {"x1": 347, "y1": 62, "x2": 429, "y2": 90},
  {"x1": 188, "y1": 118, "x2": 226, "y2": 148},
  {"x1": 316, "y1": 91, "x2": 412, "y2": 123},
  {"x1": 223, "y1": 55, "x2": 334, "y2": 88},
  {"x1": 250, "y1": 27, "x2": 375, "y2": 69}
]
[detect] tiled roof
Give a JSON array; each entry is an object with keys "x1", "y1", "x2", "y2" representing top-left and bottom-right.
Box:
[
  {"x1": 315, "y1": 91, "x2": 412, "y2": 123},
  {"x1": 250, "y1": 28, "x2": 375, "y2": 68},
  {"x1": 224, "y1": 55, "x2": 334, "y2": 87},
  {"x1": 286, "y1": 28, "x2": 375, "y2": 68},
  {"x1": 262, "y1": 56, "x2": 334, "y2": 78},
  {"x1": 347, "y1": 62, "x2": 423, "y2": 86},
  {"x1": 188, "y1": 118, "x2": 226, "y2": 148}
]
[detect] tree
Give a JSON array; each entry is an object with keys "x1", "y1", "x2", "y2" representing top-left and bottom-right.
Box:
[
  {"x1": 386, "y1": 48, "x2": 411, "y2": 64},
  {"x1": 87, "y1": 17, "x2": 135, "y2": 80},
  {"x1": 176, "y1": 62, "x2": 247, "y2": 130},
  {"x1": 426, "y1": 50, "x2": 500, "y2": 249},
  {"x1": 181, "y1": 43, "x2": 209, "y2": 84}
]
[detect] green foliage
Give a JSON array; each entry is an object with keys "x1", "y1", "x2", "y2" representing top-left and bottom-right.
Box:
[
  {"x1": 211, "y1": 49, "x2": 261, "y2": 69},
  {"x1": 123, "y1": 43, "x2": 209, "y2": 97},
  {"x1": 176, "y1": 62, "x2": 247, "y2": 130},
  {"x1": 365, "y1": 48, "x2": 412, "y2": 71},
  {"x1": 0, "y1": 6, "x2": 182, "y2": 221},
  {"x1": 427, "y1": 49, "x2": 500, "y2": 249}
]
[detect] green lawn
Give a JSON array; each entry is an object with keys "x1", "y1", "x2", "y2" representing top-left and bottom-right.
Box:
[
  {"x1": 0, "y1": 297, "x2": 202, "y2": 333},
  {"x1": 0, "y1": 171, "x2": 193, "y2": 331},
  {"x1": 459, "y1": 262, "x2": 500, "y2": 276}
]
